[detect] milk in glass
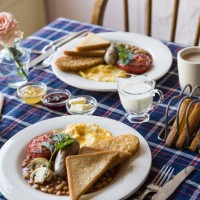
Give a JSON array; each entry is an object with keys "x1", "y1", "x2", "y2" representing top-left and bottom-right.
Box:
[{"x1": 118, "y1": 82, "x2": 153, "y2": 114}]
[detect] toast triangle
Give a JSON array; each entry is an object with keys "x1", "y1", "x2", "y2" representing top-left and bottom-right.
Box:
[
  {"x1": 66, "y1": 151, "x2": 118, "y2": 200},
  {"x1": 79, "y1": 147, "x2": 131, "y2": 170},
  {"x1": 76, "y1": 32, "x2": 110, "y2": 51}
]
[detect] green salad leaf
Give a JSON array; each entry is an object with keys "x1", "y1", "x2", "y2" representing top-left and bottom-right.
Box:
[{"x1": 116, "y1": 45, "x2": 133, "y2": 65}]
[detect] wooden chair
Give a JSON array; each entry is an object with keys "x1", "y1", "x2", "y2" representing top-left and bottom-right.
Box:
[
  {"x1": 91, "y1": 0, "x2": 129, "y2": 32},
  {"x1": 91, "y1": 0, "x2": 200, "y2": 46}
]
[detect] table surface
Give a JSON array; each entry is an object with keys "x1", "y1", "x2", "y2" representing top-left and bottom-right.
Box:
[{"x1": 0, "y1": 18, "x2": 199, "y2": 200}]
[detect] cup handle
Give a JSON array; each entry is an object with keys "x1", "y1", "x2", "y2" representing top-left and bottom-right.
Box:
[{"x1": 150, "y1": 89, "x2": 164, "y2": 109}]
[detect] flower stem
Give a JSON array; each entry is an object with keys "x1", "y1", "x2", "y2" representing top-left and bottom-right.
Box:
[{"x1": 9, "y1": 47, "x2": 28, "y2": 80}]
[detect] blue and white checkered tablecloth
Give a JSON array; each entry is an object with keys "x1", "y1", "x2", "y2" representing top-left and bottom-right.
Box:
[{"x1": 0, "y1": 18, "x2": 199, "y2": 200}]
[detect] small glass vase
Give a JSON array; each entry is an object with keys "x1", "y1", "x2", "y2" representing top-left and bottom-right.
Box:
[{"x1": 0, "y1": 46, "x2": 30, "y2": 89}]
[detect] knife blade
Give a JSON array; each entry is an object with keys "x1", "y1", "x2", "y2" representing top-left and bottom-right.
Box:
[
  {"x1": 29, "y1": 29, "x2": 88, "y2": 67},
  {"x1": 151, "y1": 166, "x2": 195, "y2": 200}
]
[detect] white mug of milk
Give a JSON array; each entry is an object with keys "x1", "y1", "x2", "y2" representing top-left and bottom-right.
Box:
[{"x1": 116, "y1": 75, "x2": 164, "y2": 123}]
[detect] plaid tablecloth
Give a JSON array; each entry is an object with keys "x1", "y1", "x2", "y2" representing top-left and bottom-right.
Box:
[{"x1": 0, "y1": 18, "x2": 199, "y2": 200}]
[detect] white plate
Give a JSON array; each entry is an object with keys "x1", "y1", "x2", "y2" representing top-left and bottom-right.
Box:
[
  {"x1": 51, "y1": 32, "x2": 172, "y2": 92},
  {"x1": 0, "y1": 115, "x2": 151, "y2": 200}
]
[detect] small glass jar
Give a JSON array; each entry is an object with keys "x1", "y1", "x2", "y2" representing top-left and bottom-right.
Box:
[
  {"x1": 17, "y1": 82, "x2": 47, "y2": 104},
  {"x1": 66, "y1": 95, "x2": 97, "y2": 115},
  {"x1": 41, "y1": 89, "x2": 71, "y2": 111},
  {"x1": 0, "y1": 46, "x2": 30, "y2": 89}
]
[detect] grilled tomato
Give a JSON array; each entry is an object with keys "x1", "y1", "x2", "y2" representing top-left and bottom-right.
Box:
[
  {"x1": 116, "y1": 53, "x2": 152, "y2": 75},
  {"x1": 27, "y1": 132, "x2": 54, "y2": 159}
]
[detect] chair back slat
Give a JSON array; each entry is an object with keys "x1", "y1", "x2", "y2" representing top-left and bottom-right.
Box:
[
  {"x1": 91, "y1": 0, "x2": 199, "y2": 45},
  {"x1": 123, "y1": 0, "x2": 129, "y2": 32},
  {"x1": 146, "y1": 0, "x2": 152, "y2": 36},
  {"x1": 170, "y1": 0, "x2": 180, "y2": 42},
  {"x1": 194, "y1": 16, "x2": 200, "y2": 46},
  {"x1": 91, "y1": 0, "x2": 108, "y2": 25}
]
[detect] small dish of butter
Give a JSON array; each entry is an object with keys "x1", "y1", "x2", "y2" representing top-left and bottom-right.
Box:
[{"x1": 66, "y1": 95, "x2": 97, "y2": 115}]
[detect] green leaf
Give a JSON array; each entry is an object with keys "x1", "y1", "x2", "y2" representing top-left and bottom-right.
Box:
[
  {"x1": 116, "y1": 44, "x2": 133, "y2": 65},
  {"x1": 42, "y1": 142, "x2": 54, "y2": 153}
]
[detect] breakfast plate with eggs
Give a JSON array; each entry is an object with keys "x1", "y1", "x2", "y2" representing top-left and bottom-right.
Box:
[
  {"x1": 51, "y1": 32, "x2": 172, "y2": 92},
  {"x1": 0, "y1": 115, "x2": 151, "y2": 200}
]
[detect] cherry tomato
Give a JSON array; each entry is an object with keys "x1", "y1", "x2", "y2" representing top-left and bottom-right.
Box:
[
  {"x1": 116, "y1": 53, "x2": 152, "y2": 74},
  {"x1": 27, "y1": 132, "x2": 54, "y2": 159}
]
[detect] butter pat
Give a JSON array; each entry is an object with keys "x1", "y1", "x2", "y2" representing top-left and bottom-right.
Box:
[
  {"x1": 69, "y1": 97, "x2": 86, "y2": 105},
  {"x1": 70, "y1": 104, "x2": 94, "y2": 112}
]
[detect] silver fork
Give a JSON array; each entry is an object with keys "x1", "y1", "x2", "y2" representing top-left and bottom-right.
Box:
[{"x1": 137, "y1": 165, "x2": 174, "y2": 200}]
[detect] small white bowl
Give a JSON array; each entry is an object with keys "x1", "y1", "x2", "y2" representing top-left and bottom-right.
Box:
[{"x1": 66, "y1": 95, "x2": 97, "y2": 115}]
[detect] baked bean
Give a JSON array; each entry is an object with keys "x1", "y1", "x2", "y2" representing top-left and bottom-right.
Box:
[
  {"x1": 56, "y1": 191, "x2": 62, "y2": 196},
  {"x1": 33, "y1": 184, "x2": 40, "y2": 189},
  {"x1": 41, "y1": 188, "x2": 47, "y2": 193},
  {"x1": 62, "y1": 181, "x2": 67, "y2": 186},
  {"x1": 23, "y1": 172, "x2": 30, "y2": 179},
  {"x1": 48, "y1": 188, "x2": 54, "y2": 193},
  {"x1": 56, "y1": 183, "x2": 64, "y2": 191},
  {"x1": 63, "y1": 186, "x2": 68, "y2": 191},
  {"x1": 49, "y1": 183, "x2": 54, "y2": 187},
  {"x1": 22, "y1": 161, "x2": 28, "y2": 167},
  {"x1": 45, "y1": 185, "x2": 50, "y2": 189}
]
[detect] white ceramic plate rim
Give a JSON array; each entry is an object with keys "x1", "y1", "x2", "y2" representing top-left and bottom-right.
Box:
[
  {"x1": 0, "y1": 115, "x2": 152, "y2": 200},
  {"x1": 51, "y1": 32, "x2": 172, "y2": 92}
]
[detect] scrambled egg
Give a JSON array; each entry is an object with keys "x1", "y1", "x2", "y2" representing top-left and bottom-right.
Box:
[
  {"x1": 77, "y1": 64, "x2": 128, "y2": 82},
  {"x1": 63, "y1": 123, "x2": 113, "y2": 147}
]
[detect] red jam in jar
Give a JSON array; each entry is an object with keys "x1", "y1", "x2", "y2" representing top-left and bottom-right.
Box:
[
  {"x1": 41, "y1": 89, "x2": 71, "y2": 110},
  {"x1": 44, "y1": 93, "x2": 68, "y2": 104}
]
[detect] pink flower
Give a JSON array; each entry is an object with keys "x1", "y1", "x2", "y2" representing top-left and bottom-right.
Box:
[{"x1": 0, "y1": 12, "x2": 23, "y2": 47}]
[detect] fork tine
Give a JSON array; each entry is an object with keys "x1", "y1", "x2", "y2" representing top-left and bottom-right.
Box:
[
  {"x1": 153, "y1": 165, "x2": 169, "y2": 184},
  {"x1": 159, "y1": 167, "x2": 174, "y2": 186},
  {"x1": 161, "y1": 167, "x2": 174, "y2": 186},
  {"x1": 151, "y1": 165, "x2": 166, "y2": 183}
]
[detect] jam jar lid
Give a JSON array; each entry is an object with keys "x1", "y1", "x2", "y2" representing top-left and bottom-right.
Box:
[{"x1": 41, "y1": 89, "x2": 71, "y2": 108}]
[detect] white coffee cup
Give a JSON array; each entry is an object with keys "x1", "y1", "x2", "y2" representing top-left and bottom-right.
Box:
[{"x1": 177, "y1": 47, "x2": 200, "y2": 95}]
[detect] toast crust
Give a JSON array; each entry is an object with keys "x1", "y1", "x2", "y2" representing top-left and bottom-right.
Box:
[{"x1": 64, "y1": 48, "x2": 106, "y2": 57}]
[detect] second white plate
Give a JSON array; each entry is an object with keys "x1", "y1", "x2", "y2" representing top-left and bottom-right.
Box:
[
  {"x1": 51, "y1": 32, "x2": 172, "y2": 92},
  {"x1": 0, "y1": 115, "x2": 151, "y2": 200}
]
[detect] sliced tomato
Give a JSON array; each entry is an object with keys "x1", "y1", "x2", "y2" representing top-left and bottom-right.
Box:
[
  {"x1": 27, "y1": 132, "x2": 54, "y2": 159},
  {"x1": 116, "y1": 53, "x2": 152, "y2": 74}
]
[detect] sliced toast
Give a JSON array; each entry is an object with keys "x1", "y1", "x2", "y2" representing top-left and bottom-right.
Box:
[
  {"x1": 79, "y1": 146, "x2": 131, "y2": 169},
  {"x1": 66, "y1": 151, "x2": 118, "y2": 200},
  {"x1": 55, "y1": 55, "x2": 104, "y2": 72},
  {"x1": 91, "y1": 134, "x2": 140, "y2": 155},
  {"x1": 64, "y1": 48, "x2": 106, "y2": 57},
  {"x1": 76, "y1": 32, "x2": 110, "y2": 51}
]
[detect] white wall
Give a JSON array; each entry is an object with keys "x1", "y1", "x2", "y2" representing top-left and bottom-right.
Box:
[{"x1": 46, "y1": 0, "x2": 200, "y2": 46}]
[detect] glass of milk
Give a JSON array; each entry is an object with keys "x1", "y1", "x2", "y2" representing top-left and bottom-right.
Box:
[{"x1": 116, "y1": 75, "x2": 164, "y2": 123}]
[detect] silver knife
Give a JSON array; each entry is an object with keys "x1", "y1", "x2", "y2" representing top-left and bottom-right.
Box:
[
  {"x1": 29, "y1": 29, "x2": 88, "y2": 67},
  {"x1": 151, "y1": 166, "x2": 195, "y2": 200}
]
